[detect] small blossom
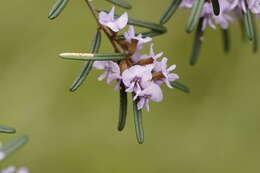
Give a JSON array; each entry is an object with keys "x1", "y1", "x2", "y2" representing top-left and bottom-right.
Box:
[
  {"x1": 153, "y1": 57, "x2": 179, "y2": 88},
  {"x1": 131, "y1": 44, "x2": 163, "y2": 63},
  {"x1": 93, "y1": 61, "x2": 121, "y2": 87},
  {"x1": 214, "y1": 0, "x2": 236, "y2": 29},
  {"x1": 180, "y1": 0, "x2": 193, "y2": 8},
  {"x1": 122, "y1": 65, "x2": 153, "y2": 94},
  {"x1": 124, "y1": 25, "x2": 152, "y2": 50},
  {"x1": 99, "y1": 7, "x2": 128, "y2": 32},
  {"x1": 180, "y1": 0, "x2": 236, "y2": 30},
  {"x1": 230, "y1": 0, "x2": 260, "y2": 14},
  {"x1": 136, "y1": 82, "x2": 163, "y2": 111}
]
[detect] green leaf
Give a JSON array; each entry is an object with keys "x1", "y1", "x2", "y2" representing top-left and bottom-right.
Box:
[
  {"x1": 239, "y1": 17, "x2": 247, "y2": 41},
  {"x1": 243, "y1": 10, "x2": 255, "y2": 41},
  {"x1": 138, "y1": 30, "x2": 166, "y2": 37},
  {"x1": 186, "y1": 0, "x2": 205, "y2": 33},
  {"x1": 171, "y1": 81, "x2": 190, "y2": 93},
  {"x1": 48, "y1": 0, "x2": 69, "y2": 20},
  {"x1": 160, "y1": 0, "x2": 182, "y2": 24},
  {"x1": 69, "y1": 30, "x2": 102, "y2": 92},
  {"x1": 105, "y1": 0, "x2": 132, "y2": 9},
  {"x1": 190, "y1": 18, "x2": 204, "y2": 65},
  {"x1": 252, "y1": 15, "x2": 258, "y2": 53},
  {"x1": 127, "y1": 18, "x2": 167, "y2": 33},
  {"x1": 211, "y1": 0, "x2": 220, "y2": 16},
  {"x1": 0, "y1": 136, "x2": 28, "y2": 161},
  {"x1": 221, "y1": 29, "x2": 230, "y2": 53},
  {"x1": 60, "y1": 53, "x2": 125, "y2": 61},
  {"x1": 0, "y1": 126, "x2": 16, "y2": 134},
  {"x1": 118, "y1": 88, "x2": 128, "y2": 131},
  {"x1": 132, "y1": 94, "x2": 144, "y2": 144},
  {"x1": 117, "y1": 30, "x2": 165, "y2": 40}
]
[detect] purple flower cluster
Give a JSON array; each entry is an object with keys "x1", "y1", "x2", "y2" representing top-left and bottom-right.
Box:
[
  {"x1": 94, "y1": 7, "x2": 179, "y2": 111},
  {"x1": 180, "y1": 0, "x2": 260, "y2": 30}
]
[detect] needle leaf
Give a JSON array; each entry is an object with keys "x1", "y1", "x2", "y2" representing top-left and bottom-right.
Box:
[
  {"x1": 118, "y1": 88, "x2": 128, "y2": 131},
  {"x1": 171, "y1": 81, "x2": 190, "y2": 93},
  {"x1": 105, "y1": 0, "x2": 132, "y2": 9},
  {"x1": 160, "y1": 0, "x2": 182, "y2": 24},
  {"x1": 132, "y1": 94, "x2": 144, "y2": 144},
  {"x1": 69, "y1": 30, "x2": 102, "y2": 92},
  {"x1": 221, "y1": 29, "x2": 231, "y2": 53},
  {"x1": 243, "y1": 10, "x2": 255, "y2": 41},
  {"x1": 60, "y1": 53, "x2": 125, "y2": 61},
  {"x1": 0, "y1": 126, "x2": 16, "y2": 134},
  {"x1": 48, "y1": 0, "x2": 69, "y2": 20},
  {"x1": 190, "y1": 18, "x2": 204, "y2": 65},
  {"x1": 186, "y1": 0, "x2": 205, "y2": 33}
]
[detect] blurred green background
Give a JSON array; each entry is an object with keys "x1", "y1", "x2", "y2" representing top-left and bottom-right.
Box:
[{"x1": 0, "y1": 0, "x2": 260, "y2": 172}]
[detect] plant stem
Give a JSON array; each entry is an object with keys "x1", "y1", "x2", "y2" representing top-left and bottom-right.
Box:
[{"x1": 84, "y1": 0, "x2": 123, "y2": 53}]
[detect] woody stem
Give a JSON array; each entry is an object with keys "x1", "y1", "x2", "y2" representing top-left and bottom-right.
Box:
[{"x1": 84, "y1": 0, "x2": 123, "y2": 53}]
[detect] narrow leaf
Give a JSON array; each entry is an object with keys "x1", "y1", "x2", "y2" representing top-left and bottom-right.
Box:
[
  {"x1": 239, "y1": 17, "x2": 247, "y2": 41},
  {"x1": 48, "y1": 0, "x2": 69, "y2": 20},
  {"x1": 0, "y1": 136, "x2": 28, "y2": 161},
  {"x1": 117, "y1": 30, "x2": 165, "y2": 40},
  {"x1": 132, "y1": 94, "x2": 144, "y2": 144},
  {"x1": 252, "y1": 16, "x2": 258, "y2": 53},
  {"x1": 190, "y1": 18, "x2": 204, "y2": 65},
  {"x1": 60, "y1": 53, "x2": 125, "y2": 61},
  {"x1": 211, "y1": 0, "x2": 220, "y2": 16},
  {"x1": 243, "y1": 10, "x2": 255, "y2": 41},
  {"x1": 186, "y1": 0, "x2": 205, "y2": 33},
  {"x1": 0, "y1": 126, "x2": 16, "y2": 134},
  {"x1": 160, "y1": 0, "x2": 182, "y2": 24},
  {"x1": 128, "y1": 18, "x2": 167, "y2": 33},
  {"x1": 118, "y1": 88, "x2": 128, "y2": 131},
  {"x1": 171, "y1": 81, "x2": 190, "y2": 93},
  {"x1": 70, "y1": 30, "x2": 101, "y2": 92},
  {"x1": 105, "y1": 0, "x2": 132, "y2": 9},
  {"x1": 137, "y1": 30, "x2": 166, "y2": 37},
  {"x1": 221, "y1": 29, "x2": 230, "y2": 53}
]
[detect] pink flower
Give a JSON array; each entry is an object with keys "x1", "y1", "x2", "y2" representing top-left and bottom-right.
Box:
[
  {"x1": 99, "y1": 7, "x2": 128, "y2": 32},
  {"x1": 124, "y1": 25, "x2": 152, "y2": 50},
  {"x1": 131, "y1": 44, "x2": 163, "y2": 63},
  {"x1": 153, "y1": 57, "x2": 179, "y2": 88},
  {"x1": 136, "y1": 82, "x2": 163, "y2": 111},
  {"x1": 93, "y1": 61, "x2": 121, "y2": 88},
  {"x1": 122, "y1": 65, "x2": 153, "y2": 94},
  {"x1": 231, "y1": 0, "x2": 260, "y2": 14}
]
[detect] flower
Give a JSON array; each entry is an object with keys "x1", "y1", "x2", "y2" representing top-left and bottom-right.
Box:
[
  {"x1": 122, "y1": 65, "x2": 154, "y2": 94},
  {"x1": 136, "y1": 82, "x2": 163, "y2": 111},
  {"x1": 131, "y1": 44, "x2": 163, "y2": 63},
  {"x1": 95, "y1": 8, "x2": 180, "y2": 111},
  {"x1": 230, "y1": 0, "x2": 260, "y2": 14},
  {"x1": 124, "y1": 25, "x2": 152, "y2": 50},
  {"x1": 214, "y1": 0, "x2": 236, "y2": 29},
  {"x1": 0, "y1": 167, "x2": 28, "y2": 173},
  {"x1": 93, "y1": 61, "x2": 121, "y2": 88},
  {"x1": 153, "y1": 57, "x2": 179, "y2": 88},
  {"x1": 180, "y1": 0, "x2": 235, "y2": 30},
  {"x1": 180, "y1": 0, "x2": 193, "y2": 8},
  {"x1": 99, "y1": 7, "x2": 128, "y2": 32}
]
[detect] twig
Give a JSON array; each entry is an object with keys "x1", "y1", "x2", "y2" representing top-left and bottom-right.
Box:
[{"x1": 84, "y1": 0, "x2": 123, "y2": 53}]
